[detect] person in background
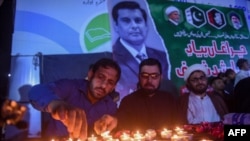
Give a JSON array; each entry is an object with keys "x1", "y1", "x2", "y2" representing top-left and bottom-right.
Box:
[
  {"x1": 209, "y1": 76, "x2": 234, "y2": 112},
  {"x1": 94, "y1": 58, "x2": 177, "y2": 134},
  {"x1": 234, "y1": 58, "x2": 250, "y2": 87},
  {"x1": 224, "y1": 68, "x2": 236, "y2": 95},
  {"x1": 164, "y1": 5, "x2": 181, "y2": 26},
  {"x1": 233, "y1": 77, "x2": 250, "y2": 113},
  {"x1": 111, "y1": 1, "x2": 177, "y2": 102},
  {"x1": 177, "y1": 64, "x2": 228, "y2": 124},
  {"x1": 28, "y1": 58, "x2": 121, "y2": 140}
]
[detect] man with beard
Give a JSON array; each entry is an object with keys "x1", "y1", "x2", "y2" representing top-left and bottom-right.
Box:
[
  {"x1": 28, "y1": 58, "x2": 121, "y2": 140},
  {"x1": 94, "y1": 58, "x2": 177, "y2": 134},
  {"x1": 177, "y1": 64, "x2": 228, "y2": 124}
]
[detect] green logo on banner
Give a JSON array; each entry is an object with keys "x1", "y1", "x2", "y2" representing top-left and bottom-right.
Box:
[{"x1": 84, "y1": 13, "x2": 111, "y2": 51}]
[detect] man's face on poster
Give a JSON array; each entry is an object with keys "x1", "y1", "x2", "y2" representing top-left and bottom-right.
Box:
[
  {"x1": 114, "y1": 9, "x2": 148, "y2": 46},
  {"x1": 231, "y1": 15, "x2": 241, "y2": 26}
]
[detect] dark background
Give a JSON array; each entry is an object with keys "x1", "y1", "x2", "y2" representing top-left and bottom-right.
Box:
[{"x1": 0, "y1": 0, "x2": 14, "y2": 99}]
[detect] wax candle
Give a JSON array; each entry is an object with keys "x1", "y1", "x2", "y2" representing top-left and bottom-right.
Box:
[
  {"x1": 133, "y1": 131, "x2": 145, "y2": 141},
  {"x1": 171, "y1": 134, "x2": 182, "y2": 141},
  {"x1": 87, "y1": 134, "x2": 97, "y2": 141},
  {"x1": 176, "y1": 130, "x2": 187, "y2": 135},
  {"x1": 145, "y1": 129, "x2": 156, "y2": 140},
  {"x1": 174, "y1": 127, "x2": 184, "y2": 132},
  {"x1": 160, "y1": 128, "x2": 172, "y2": 139},
  {"x1": 120, "y1": 132, "x2": 131, "y2": 141},
  {"x1": 101, "y1": 131, "x2": 113, "y2": 140},
  {"x1": 181, "y1": 133, "x2": 193, "y2": 141}
]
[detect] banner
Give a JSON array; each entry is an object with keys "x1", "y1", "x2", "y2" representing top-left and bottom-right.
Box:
[{"x1": 147, "y1": 0, "x2": 250, "y2": 88}]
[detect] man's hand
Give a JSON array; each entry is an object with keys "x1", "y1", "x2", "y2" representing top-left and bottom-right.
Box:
[
  {"x1": 48, "y1": 100, "x2": 87, "y2": 140},
  {"x1": 94, "y1": 114, "x2": 117, "y2": 135},
  {"x1": 0, "y1": 99, "x2": 26, "y2": 126}
]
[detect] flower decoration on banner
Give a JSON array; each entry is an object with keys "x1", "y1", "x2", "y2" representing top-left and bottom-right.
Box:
[{"x1": 183, "y1": 121, "x2": 224, "y2": 139}]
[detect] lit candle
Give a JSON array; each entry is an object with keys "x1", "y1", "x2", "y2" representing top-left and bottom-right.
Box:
[
  {"x1": 171, "y1": 134, "x2": 182, "y2": 141},
  {"x1": 174, "y1": 127, "x2": 184, "y2": 132},
  {"x1": 181, "y1": 133, "x2": 193, "y2": 141},
  {"x1": 160, "y1": 128, "x2": 172, "y2": 139},
  {"x1": 176, "y1": 130, "x2": 187, "y2": 136},
  {"x1": 87, "y1": 134, "x2": 97, "y2": 141},
  {"x1": 133, "y1": 131, "x2": 145, "y2": 141},
  {"x1": 120, "y1": 132, "x2": 131, "y2": 141},
  {"x1": 101, "y1": 131, "x2": 113, "y2": 140},
  {"x1": 145, "y1": 129, "x2": 157, "y2": 140}
]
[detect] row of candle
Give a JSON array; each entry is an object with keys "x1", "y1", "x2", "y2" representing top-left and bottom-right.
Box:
[
  {"x1": 50, "y1": 127, "x2": 213, "y2": 141},
  {"x1": 87, "y1": 127, "x2": 194, "y2": 141}
]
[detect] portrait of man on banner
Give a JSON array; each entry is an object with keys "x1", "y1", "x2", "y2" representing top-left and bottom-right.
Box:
[
  {"x1": 164, "y1": 5, "x2": 181, "y2": 26},
  {"x1": 229, "y1": 12, "x2": 242, "y2": 30},
  {"x1": 108, "y1": 0, "x2": 176, "y2": 103}
]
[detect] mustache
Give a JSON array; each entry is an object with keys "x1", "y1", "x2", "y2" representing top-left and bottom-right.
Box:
[
  {"x1": 95, "y1": 87, "x2": 106, "y2": 93},
  {"x1": 144, "y1": 83, "x2": 154, "y2": 87}
]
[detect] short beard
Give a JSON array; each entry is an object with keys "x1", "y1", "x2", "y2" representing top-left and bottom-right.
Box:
[
  {"x1": 187, "y1": 84, "x2": 208, "y2": 95},
  {"x1": 140, "y1": 88, "x2": 157, "y2": 96}
]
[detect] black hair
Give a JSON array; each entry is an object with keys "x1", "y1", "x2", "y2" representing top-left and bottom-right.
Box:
[
  {"x1": 225, "y1": 68, "x2": 235, "y2": 77},
  {"x1": 209, "y1": 76, "x2": 222, "y2": 85},
  {"x1": 92, "y1": 58, "x2": 121, "y2": 82},
  {"x1": 230, "y1": 12, "x2": 240, "y2": 19},
  {"x1": 112, "y1": 1, "x2": 147, "y2": 24},
  {"x1": 139, "y1": 58, "x2": 162, "y2": 74},
  {"x1": 236, "y1": 58, "x2": 248, "y2": 69}
]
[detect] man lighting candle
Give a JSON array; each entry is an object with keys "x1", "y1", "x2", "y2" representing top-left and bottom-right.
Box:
[{"x1": 29, "y1": 58, "x2": 121, "y2": 140}]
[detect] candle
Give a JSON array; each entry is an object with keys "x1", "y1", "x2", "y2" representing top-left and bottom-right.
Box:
[
  {"x1": 101, "y1": 131, "x2": 113, "y2": 140},
  {"x1": 133, "y1": 131, "x2": 145, "y2": 141},
  {"x1": 171, "y1": 134, "x2": 182, "y2": 141},
  {"x1": 87, "y1": 134, "x2": 97, "y2": 141},
  {"x1": 181, "y1": 133, "x2": 193, "y2": 141},
  {"x1": 174, "y1": 127, "x2": 184, "y2": 132},
  {"x1": 160, "y1": 128, "x2": 172, "y2": 139},
  {"x1": 145, "y1": 129, "x2": 156, "y2": 140},
  {"x1": 176, "y1": 130, "x2": 187, "y2": 135},
  {"x1": 120, "y1": 132, "x2": 131, "y2": 141}
]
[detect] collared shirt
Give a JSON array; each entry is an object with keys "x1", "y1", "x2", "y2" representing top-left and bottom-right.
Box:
[
  {"x1": 187, "y1": 92, "x2": 220, "y2": 124},
  {"x1": 120, "y1": 38, "x2": 148, "y2": 63},
  {"x1": 29, "y1": 79, "x2": 117, "y2": 137}
]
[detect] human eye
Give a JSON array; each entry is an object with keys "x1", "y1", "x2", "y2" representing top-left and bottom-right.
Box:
[
  {"x1": 150, "y1": 73, "x2": 159, "y2": 79},
  {"x1": 200, "y1": 76, "x2": 206, "y2": 81},
  {"x1": 135, "y1": 18, "x2": 143, "y2": 24},
  {"x1": 140, "y1": 73, "x2": 149, "y2": 79},
  {"x1": 107, "y1": 80, "x2": 115, "y2": 86},
  {"x1": 121, "y1": 18, "x2": 130, "y2": 24}
]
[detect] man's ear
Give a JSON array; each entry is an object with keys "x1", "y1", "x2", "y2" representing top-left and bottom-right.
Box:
[
  {"x1": 87, "y1": 69, "x2": 94, "y2": 80},
  {"x1": 113, "y1": 22, "x2": 119, "y2": 32}
]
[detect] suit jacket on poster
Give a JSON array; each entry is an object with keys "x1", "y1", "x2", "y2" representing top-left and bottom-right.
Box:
[{"x1": 112, "y1": 39, "x2": 170, "y2": 101}]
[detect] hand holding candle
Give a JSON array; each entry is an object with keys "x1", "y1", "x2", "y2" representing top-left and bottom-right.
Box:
[
  {"x1": 48, "y1": 100, "x2": 88, "y2": 140},
  {"x1": 94, "y1": 114, "x2": 118, "y2": 135}
]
